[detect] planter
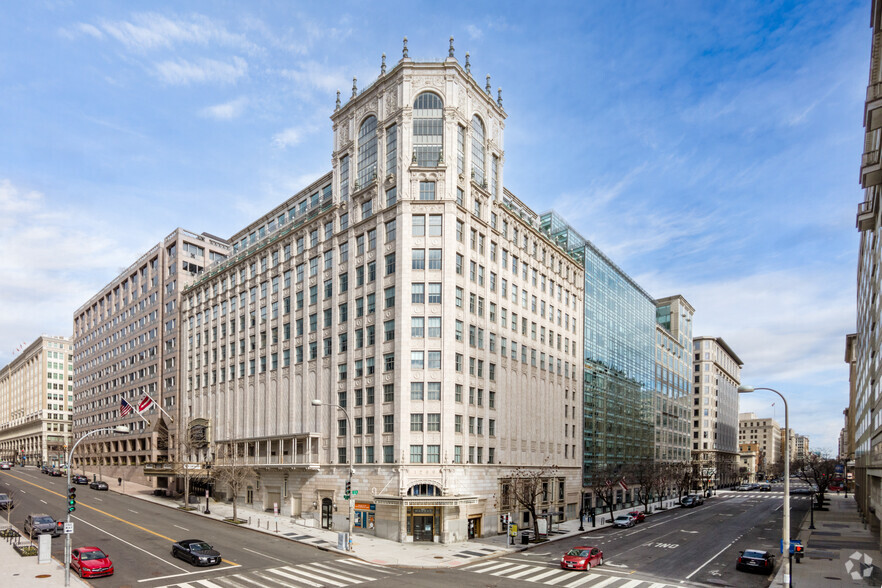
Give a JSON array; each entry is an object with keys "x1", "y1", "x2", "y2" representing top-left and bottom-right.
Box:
[
  {"x1": 14, "y1": 544, "x2": 37, "y2": 557},
  {"x1": 224, "y1": 518, "x2": 246, "y2": 525},
  {"x1": 0, "y1": 529, "x2": 20, "y2": 538}
]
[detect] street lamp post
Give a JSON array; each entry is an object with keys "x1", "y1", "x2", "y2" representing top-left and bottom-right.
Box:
[
  {"x1": 311, "y1": 398, "x2": 354, "y2": 551},
  {"x1": 64, "y1": 425, "x2": 130, "y2": 587},
  {"x1": 739, "y1": 385, "x2": 790, "y2": 588}
]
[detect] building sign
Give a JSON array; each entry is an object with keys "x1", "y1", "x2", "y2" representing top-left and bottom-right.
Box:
[{"x1": 354, "y1": 502, "x2": 375, "y2": 511}]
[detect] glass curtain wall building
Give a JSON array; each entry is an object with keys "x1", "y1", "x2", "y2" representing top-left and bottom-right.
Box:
[{"x1": 540, "y1": 213, "x2": 656, "y2": 494}]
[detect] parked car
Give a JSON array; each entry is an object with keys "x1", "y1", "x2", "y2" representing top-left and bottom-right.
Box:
[
  {"x1": 72, "y1": 475, "x2": 89, "y2": 485},
  {"x1": 613, "y1": 515, "x2": 635, "y2": 528},
  {"x1": 627, "y1": 510, "x2": 645, "y2": 523},
  {"x1": 40, "y1": 465, "x2": 51, "y2": 474},
  {"x1": 789, "y1": 486, "x2": 813, "y2": 495},
  {"x1": 0, "y1": 493, "x2": 13, "y2": 510},
  {"x1": 736, "y1": 484, "x2": 752, "y2": 491},
  {"x1": 24, "y1": 514, "x2": 60, "y2": 538},
  {"x1": 71, "y1": 547, "x2": 114, "y2": 579},
  {"x1": 560, "y1": 546, "x2": 603, "y2": 570},
  {"x1": 50, "y1": 469, "x2": 64, "y2": 477},
  {"x1": 681, "y1": 494, "x2": 704, "y2": 507},
  {"x1": 171, "y1": 539, "x2": 222, "y2": 566},
  {"x1": 89, "y1": 480, "x2": 109, "y2": 491},
  {"x1": 736, "y1": 549, "x2": 776, "y2": 574},
  {"x1": 0, "y1": 462, "x2": 11, "y2": 470}
]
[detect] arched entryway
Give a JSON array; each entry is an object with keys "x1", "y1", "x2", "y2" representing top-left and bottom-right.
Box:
[
  {"x1": 407, "y1": 483, "x2": 441, "y2": 542},
  {"x1": 321, "y1": 498, "x2": 333, "y2": 529}
]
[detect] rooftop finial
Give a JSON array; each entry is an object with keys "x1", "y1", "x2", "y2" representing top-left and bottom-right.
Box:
[
  {"x1": 449, "y1": 36, "x2": 455, "y2": 58},
  {"x1": 497, "y1": 87, "x2": 503, "y2": 107},
  {"x1": 335, "y1": 90, "x2": 341, "y2": 111},
  {"x1": 402, "y1": 36, "x2": 409, "y2": 59},
  {"x1": 351, "y1": 77, "x2": 358, "y2": 98},
  {"x1": 485, "y1": 74, "x2": 491, "y2": 95},
  {"x1": 465, "y1": 52, "x2": 471, "y2": 74},
  {"x1": 381, "y1": 53, "x2": 386, "y2": 75}
]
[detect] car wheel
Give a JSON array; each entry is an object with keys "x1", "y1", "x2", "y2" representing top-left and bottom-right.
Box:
[
  {"x1": 585, "y1": 561, "x2": 591, "y2": 570},
  {"x1": 171, "y1": 549, "x2": 177, "y2": 560},
  {"x1": 599, "y1": 557, "x2": 604, "y2": 566}
]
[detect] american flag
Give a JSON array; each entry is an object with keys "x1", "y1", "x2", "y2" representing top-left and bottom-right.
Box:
[{"x1": 120, "y1": 398, "x2": 133, "y2": 416}]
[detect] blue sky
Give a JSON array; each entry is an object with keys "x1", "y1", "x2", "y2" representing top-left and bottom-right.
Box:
[{"x1": 0, "y1": 1, "x2": 867, "y2": 452}]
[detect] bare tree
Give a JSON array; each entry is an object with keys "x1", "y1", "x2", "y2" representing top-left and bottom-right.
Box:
[
  {"x1": 792, "y1": 449, "x2": 839, "y2": 509},
  {"x1": 628, "y1": 460, "x2": 664, "y2": 512},
  {"x1": 213, "y1": 442, "x2": 253, "y2": 523},
  {"x1": 670, "y1": 461, "x2": 693, "y2": 499},
  {"x1": 588, "y1": 463, "x2": 624, "y2": 522},
  {"x1": 502, "y1": 458, "x2": 558, "y2": 541}
]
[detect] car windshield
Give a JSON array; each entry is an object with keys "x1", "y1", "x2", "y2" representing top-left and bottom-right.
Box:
[
  {"x1": 743, "y1": 550, "x2": 766, "y2": 558},
  {"x1": 81, "y1": 550, "x2": 107, "y2": 560},
  {"x1": 189, "y1": 542, "x2": 212, "y2": 551},
  {"x1": 34, "y1": 516, "x2": 54, "y2": 524},
  {"x1": 566, "y1": 549, "x2": 589, "y2": 557},
  {"x1": 615, "y1": 516, "x2": 629, "y2": 520},
  {"x1": 0, "y1": 494, "x2": 8, "y2": 500}
]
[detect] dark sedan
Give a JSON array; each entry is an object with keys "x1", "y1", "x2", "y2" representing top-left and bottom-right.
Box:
[
  {"x1": 171, "y1": 539, "x2": 222, "y2": 566},
  {"x1": 72, "y1": 475, "x2": 89, "y2": 485},
  {"x1": 89, "y1": 480, "x2": 109, "y2": 491},
  {"x1": 736, "y1": 549, "x2": 776, "y2": 574},
  {"x1": 0, "y1": 493, "x2": 13, "y2": 510}
]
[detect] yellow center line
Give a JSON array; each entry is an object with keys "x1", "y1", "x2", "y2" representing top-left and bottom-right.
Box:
[{"x1": 2, "y1": 471, "x2": 239, "y2": 566}]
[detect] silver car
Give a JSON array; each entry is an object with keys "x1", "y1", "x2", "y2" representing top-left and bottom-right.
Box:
[
  {"x1": 24, "y1": 513, "x2": 60, "y2": 537},
  {"x1": 613, "y1": 515, "x2": 635, "y2": 528}
]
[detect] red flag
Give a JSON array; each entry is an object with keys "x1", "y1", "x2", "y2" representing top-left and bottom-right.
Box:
[
  {"x1": 619, "y1": 477, "x2": 629, "y2": 492},
  {"x1": 138, "y1": 395, "x2": 154, "y2": 412}
]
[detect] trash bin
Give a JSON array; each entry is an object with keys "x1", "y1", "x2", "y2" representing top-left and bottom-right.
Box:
[{"x1": 521, "y1": 532, "x2": 530, "y2": 545}]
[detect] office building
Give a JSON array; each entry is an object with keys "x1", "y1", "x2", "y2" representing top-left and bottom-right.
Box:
[
  {"x1": 653, "y1": 295, "x2": 694, "y2": 463},
  {"x1": 0, "y1": 336, "x2": 73, "y2": 466},
  {"x1": 738, "y1": 412, "x2": 781, "y2": 479},
  {"x1": 72, "y1": 229, "x2": 229, "y2": 485},
  {"x1": 738, "y1": 443, "x2": 759, "y2": 483},
  {"x1": 692, "y1": 336, "x2": 742, "y2": 488},
  {"x1": 179, "y1": 42, "x2": 585, "y2": 543}
]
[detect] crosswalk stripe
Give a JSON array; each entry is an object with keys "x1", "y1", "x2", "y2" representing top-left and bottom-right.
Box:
[
  {"x1": 473, "y1": 562, "x2": 515, "y2": 574},
  {"x1": 562, "y1": 573, "x2": 602, "y2": 588},
  {"x1": 506, "y1": 566, "x2": 544, "y2": 579},
  {"x1": 215, "y1": 575, "x2": 258, "y2": 588},
  {"x1": 306, "y1": 561, "x2": 376, "y2": 581},
  {"x1": 466, "y1": 560, "x2": 508, "y2": 572},
  {"x1": 258, "y1": 569, "x2": 323, "y2": 587},
  {"x1": 490, "y1": 564, "x2": 529, "y2": 576},
  {"x1": 524, "y1": 568, "x2": 565, "y2": 582},
  {"x1": 544, "y1": 571, "x2": 580, "y2": 585},
  {"x1": 340, "y1": 559, "x2": 386, "y2": 569},
  {"x1": 276, "y1": 565, "x2": 348, "y2": 587},
  {"x1": 300, "y1": 562, "x2": 365, "y2": 584},
  {"x1": 648, "y1": 583, "x2": 668, "y2": 588},
  {"x1": 585, "y1": 577, "x2": 619, "y2": 588},
  {"x1": 192, "y1": 580, "x2": 226, "y2": 588},
  {"x1": 228, "y1": 574, "x2": 272, "y2": 587},
  {"x1": 619, "y1": 580, "x2": 643, "y2": 588}
]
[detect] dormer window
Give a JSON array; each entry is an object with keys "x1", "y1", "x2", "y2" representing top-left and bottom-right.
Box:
[{"x1": 413, "y1": 92, "x2": 443, "y2": 166}]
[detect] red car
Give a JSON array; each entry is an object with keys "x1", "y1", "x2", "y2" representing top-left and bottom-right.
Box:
[
  {"x1": 560, "y1": 546, "x2": 604, "y2": 570},
  {"x1": 71, "y1": 547, "x2": 114, "y2": 578},
  {"x1": 627, "y1": 510, "x2": 646, "y2": 523}
]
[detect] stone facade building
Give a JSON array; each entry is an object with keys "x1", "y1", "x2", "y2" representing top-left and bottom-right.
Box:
[
  {"x1": 0, "y1": 335, "x2": 73, "y2": 466},
  {"x1": 179, "y1": 44, "x2": 585, "y2": 543}
]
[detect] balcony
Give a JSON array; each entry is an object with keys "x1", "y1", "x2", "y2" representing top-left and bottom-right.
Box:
[
  {"x1": 862, "y1": 149, "x2": 882, "y2": 189},
  {"x1": 858, "y1": 199, "x2": 878, "y2": 232},
  {"x1": 867, "y1": 82, "x2": 882, "y2": 131}
]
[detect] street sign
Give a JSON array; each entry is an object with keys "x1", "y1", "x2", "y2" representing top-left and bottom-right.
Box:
[
  {"x1": 63, "y1": 522, "x2": 74, "y2": 535},
  {"x1": 352, "y1": 490, "x2": 358, "y2": 495}
]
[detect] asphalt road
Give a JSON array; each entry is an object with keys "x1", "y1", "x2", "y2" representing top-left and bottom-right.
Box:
[{"x1": 0, "y1": 468, "x2": 810, "y2": 588}]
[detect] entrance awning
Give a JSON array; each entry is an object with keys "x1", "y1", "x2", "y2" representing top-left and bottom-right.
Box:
[{"x1": 373, "y1": 494, "x2": 480, "y2": 507}]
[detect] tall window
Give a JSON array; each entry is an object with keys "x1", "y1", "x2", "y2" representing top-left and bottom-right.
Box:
[
  {"x1": 340, "y1": 155, "x2": 350, "y2": 201},
  {"x1": 419, "y1": 181, "x2": 436, "y2": 200},
  {"x1": 491, "y1": 154, "x2": 499, "y2": 197},
  {"x1": 386, "y1": 124, "x2": 397, "y2": 177},
  {"x1": 457, "y1": 125, "x2": 465, "y2": 175},
  {"x1": 471, "y1": 115, "x2": 485, "y2": 186},
  {"x1": 413, "y1": 92, "x2": 443, "y2": 166},
  {"x1": 357, "y1": 116, "x2": 378, "y2": 187}
]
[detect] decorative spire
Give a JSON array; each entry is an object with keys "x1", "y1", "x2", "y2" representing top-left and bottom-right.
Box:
[
  {"x1": 497, "y1": 87, "x2": 503, "y2": 107},
  {"x1": 381, "y1": 53, "x2": 386, "y2": 75},
  {"x1": 465, "y1": 52, "x2": 471, "y2": 74},
  {"x1": 402, "y1": 36, "x2": 409, "y2": 59},
  {"x1": 351, "y1": 77, "x2": 357, "y2": 99},
  {"x1": 485, "y1": 74, "x2": 491, "y2": 95},
  {"x1": 449, "y1": 36, "x2": 455, "y2": 58},
  {"x1": 335, "y1": 90, "x2": 341, "y2": 111}
]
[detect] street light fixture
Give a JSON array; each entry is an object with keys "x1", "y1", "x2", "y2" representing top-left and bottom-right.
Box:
[
  {"x1": 739, "y1": 385, "x2": 790, "y2": 588},
  {"x1": 311, "y1": 398, "x2": 354, "y2": 551},
  {"x1": 64, "y1": 424, "x2": 130, "y2": 586}
]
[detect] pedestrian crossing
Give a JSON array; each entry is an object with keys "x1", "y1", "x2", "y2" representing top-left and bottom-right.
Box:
[
  {"x1": 464, "y1": 560, "x2": 678, "y2": 588},
  {"x1": 153, "y1": 558, "x2": 402, "y2": 588},
  {"x1": 719, "y1": 491, "x2": 811, "y2": 500}
]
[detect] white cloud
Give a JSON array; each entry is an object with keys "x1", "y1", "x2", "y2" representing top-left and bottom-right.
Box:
[
  {"x1": 272, "y1": 127, "x2": 306, "y2": 148},
  {"x1": 200, "y1": 97, "x2": 248, "y2": 120},
  {"x1": 279, "y1": 62, "x2": 348, "y2": 94},
  {"x1": 94, "y1": 12, "x2": 260, "y2": 54},
  {"x1": 466, "y1": 24, "x2": 483, "y2": 40},
  {"x1": 153, "y1": 56, "x2": 247, "y2": 85}
]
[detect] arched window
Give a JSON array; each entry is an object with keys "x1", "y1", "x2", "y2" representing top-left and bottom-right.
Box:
[
  {"x1": 413, "y1": 93, "x2": 443, "y2": 166},
  {"x1": 471, "y1": 115, "x2": 485, "y2": 186},
  {"x1": 356, "y1": 116, "x2": 377, "y2": 187},
  {"x1": 407, "y1": 483, "x2": 442, "y2": 496}
]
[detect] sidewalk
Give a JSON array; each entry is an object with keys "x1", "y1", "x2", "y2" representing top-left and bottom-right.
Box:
[
  {"x1": 0, "y1": 532, "x2": 89, "y2": 587},
  {"x1": 101, "y1": 472, "x2": 687, "y2": 569},
  {"x1": 773, "y1": 491, "x2": 881, "y2": 587}
]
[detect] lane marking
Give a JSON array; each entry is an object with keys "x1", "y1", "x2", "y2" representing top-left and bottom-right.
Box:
[
  {"x1": 174, "y1": 524, "x2": 189, "y2": 531},
  {"x1": 242, "y1": 547, "x2": 290, "y2": 564},
  {"x1": 137, "y1": 563, "x2": 241, "y2": 583},
  {"x1": 128, "y1": 509, "x2": 139, "y2": 514},
  {"x1": 685, "y1": 538, "x2": 738, "y2": 579},
  {"x1": 72, "y1": 515, "x2": 188, "y2": 572}
]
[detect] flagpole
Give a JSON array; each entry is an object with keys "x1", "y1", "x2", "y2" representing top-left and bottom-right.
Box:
[{"x1": 141, "y1": 392, "x2": 174, "y2": 423}]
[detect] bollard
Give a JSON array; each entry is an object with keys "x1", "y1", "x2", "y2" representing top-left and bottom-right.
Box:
[
  {"x1": 275, "y1": 521, "x2": 279, "y2": 533},
  {"x1": 248, "y1": 517, "x2": 252, "y2": 525}
]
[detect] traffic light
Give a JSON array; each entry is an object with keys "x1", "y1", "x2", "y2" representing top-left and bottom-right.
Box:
[
  {"x1": 344, "y1": 480, "x2": 351, "y2": 500},
  {"x1": 68, "y1": 486, "x2": 76, "y2": 513}
]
